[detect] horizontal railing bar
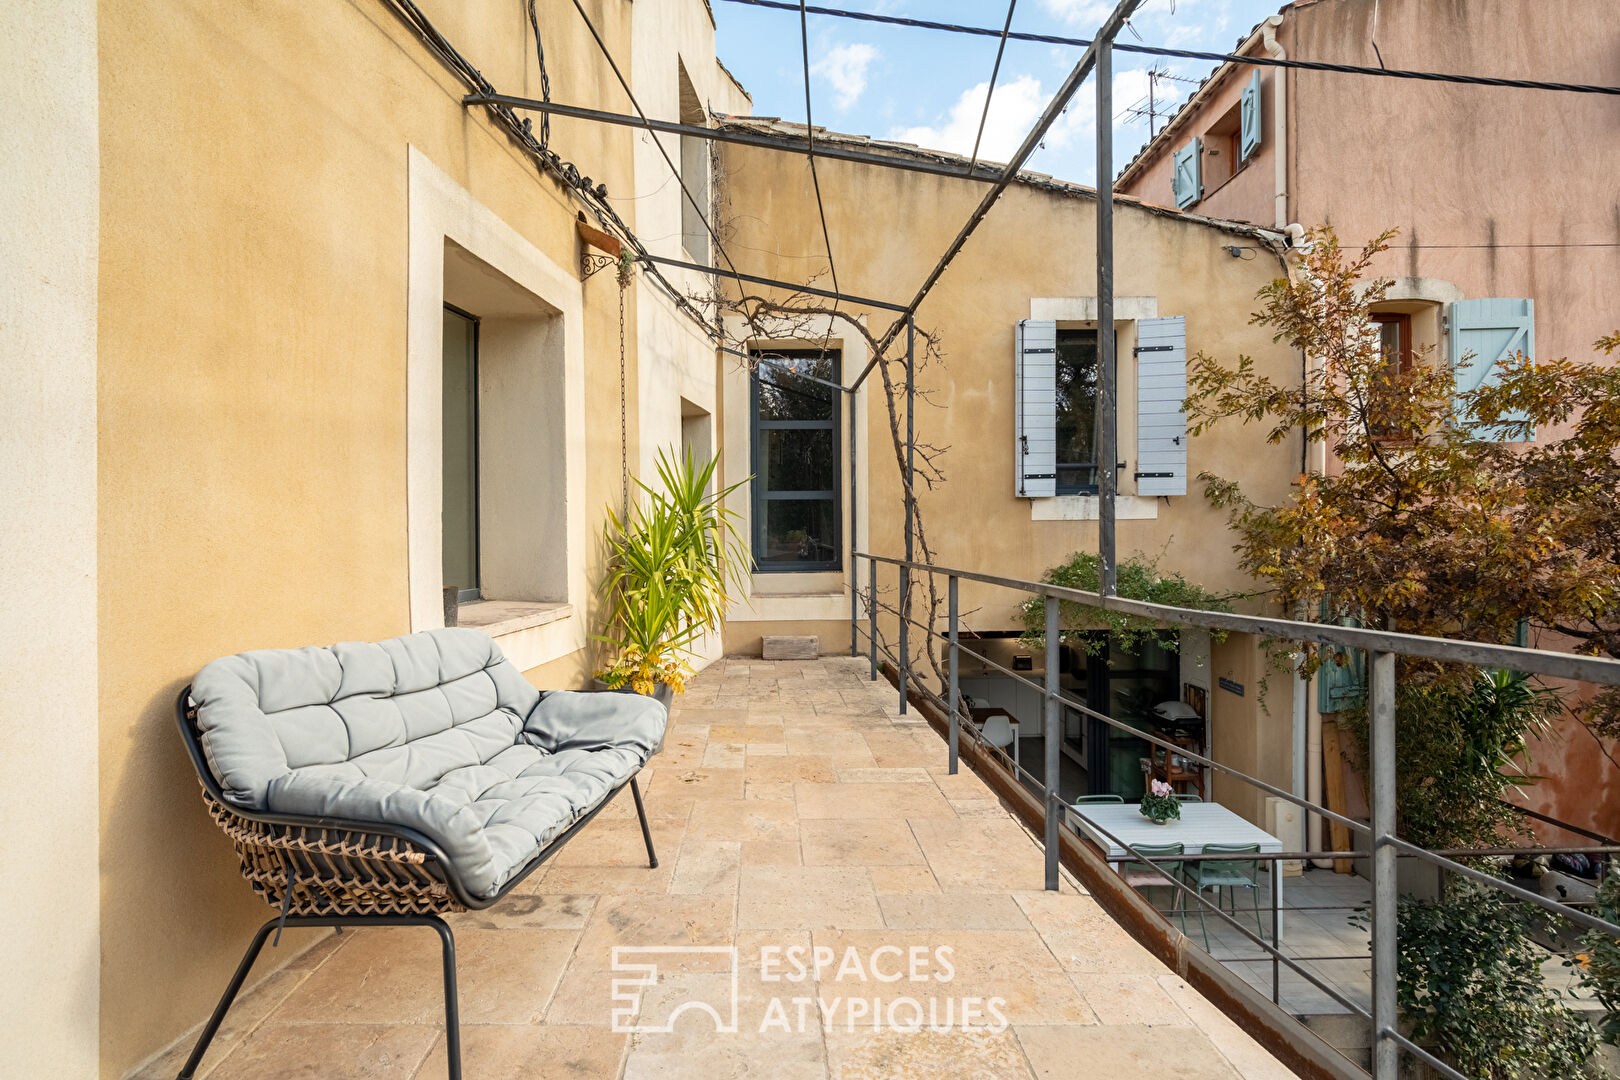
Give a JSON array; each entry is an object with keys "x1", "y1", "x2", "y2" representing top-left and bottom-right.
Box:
[
  {"x1": 868, "y1": 594, "x2": 1372, "y2": 836},
  {"x1": 1221, "y1": 954, "x2": 1371, "y2": 963},
  {"x1": 1114, "y1": 851, "x2": 1369, "y2": 862},
  {"x1": 1500, "y1": 798, "x2": 1620, "y2": 846},
  {"x1": 1384, "y1": 1028, "x2": 1469, "y2": 1080},
  {"x1": 1386, "y1": 836, "x2": 1620, "y2": 937},
  {"x1": 855, "y1": 551, "x2": 1620, "y2": 686},
  {"x1": 1117, "y1": 844, "x2": 1620, "y2": 861}
]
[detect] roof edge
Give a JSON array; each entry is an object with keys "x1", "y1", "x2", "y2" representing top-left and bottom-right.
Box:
[{"x1": 713, "y1": 115, "x2": 1287, "y2": 244}]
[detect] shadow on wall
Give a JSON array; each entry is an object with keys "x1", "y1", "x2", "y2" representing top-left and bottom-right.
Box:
[{"x1": 99, "y1": 680, "x2": 326, "y2": 1073}]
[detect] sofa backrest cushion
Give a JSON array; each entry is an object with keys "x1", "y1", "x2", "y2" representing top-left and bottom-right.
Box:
[{"x1": 191, "y1": 628, "x2": 540, "y2": 808}]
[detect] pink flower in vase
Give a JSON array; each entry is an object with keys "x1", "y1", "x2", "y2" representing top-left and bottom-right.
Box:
[{"x1": 1150, "y1": 779, "x2": 1173, "y2": 798}]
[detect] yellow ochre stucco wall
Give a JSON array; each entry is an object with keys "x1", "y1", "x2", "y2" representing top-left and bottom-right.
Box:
[{"x1": 90, "y1": 0, "x2": 697, "y2": 1073}]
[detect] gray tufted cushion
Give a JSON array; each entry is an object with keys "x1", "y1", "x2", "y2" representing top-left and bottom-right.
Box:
[{"x1": 191, "y1": 628, "x2": 666, "y2": 898}]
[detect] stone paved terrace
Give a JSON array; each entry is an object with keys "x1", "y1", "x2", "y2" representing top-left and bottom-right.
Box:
[{"x1": 138, "y1": 657, "x2": 1300, "y2": 1080}]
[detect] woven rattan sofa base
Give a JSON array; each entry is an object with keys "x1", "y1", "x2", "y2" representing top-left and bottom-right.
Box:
[{"x1": 174, "y1": 689, "x2": 659, "y2": 1080}]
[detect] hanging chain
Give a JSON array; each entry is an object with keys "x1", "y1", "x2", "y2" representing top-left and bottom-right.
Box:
[{"x1": 617, "y1": 256, "x2": 632, "y2": 519}]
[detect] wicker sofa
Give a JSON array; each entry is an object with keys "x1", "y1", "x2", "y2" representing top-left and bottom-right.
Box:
[{"x1": 173, "y1": 628, "x2": 666, "y2": 1080}]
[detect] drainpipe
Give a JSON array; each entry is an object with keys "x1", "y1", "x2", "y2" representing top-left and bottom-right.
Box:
[
  {"x1": 1268, "y1": 232, "x2": 1324, "y2": 865},
  {"x1": 1260, "y1": 16, "x2": 1288, "y2": 229}
]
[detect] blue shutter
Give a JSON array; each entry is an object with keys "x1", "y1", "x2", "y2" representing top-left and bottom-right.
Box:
[
  {"x1": 1135, "y1": 316, "x2": 1187, "y2": 496},
  {"x1": 1015, "y1": 320, "x2": 1057, "y2": 498},
  {"x1": 1316, "y1": 605, "x2": 1366, "y2": 712},
  {"x1": 1172, "y1": 139, "x2": 1202, "y2": 209},
  {"x1": 1450, "y1": 298, "x2": 1535, "y2": 442},
  {"x1": 1239, "y1": 71, "x2": 1262, "y2": 160}
]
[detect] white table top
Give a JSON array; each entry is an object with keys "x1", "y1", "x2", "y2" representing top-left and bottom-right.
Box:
[{"x1": 1069, "y1": 802, "x2": 1283, "y2": 860}]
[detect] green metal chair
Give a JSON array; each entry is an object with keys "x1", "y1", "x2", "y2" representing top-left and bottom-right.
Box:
[
  {"x1": 1120, "y1": 842, "x2": 1186, "y2": 930},
  {"x1": 1073, "y1": 794, "x2": 1124, "y2": 803},
  {"x1": 1185, "y1": 842, "x2": 1264, "y2": 949},
  {"x1": 1174, "y1": 794, "x2": 1202, "y2": 802}
]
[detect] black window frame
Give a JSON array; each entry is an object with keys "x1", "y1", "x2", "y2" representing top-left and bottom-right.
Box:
[
  {"x1": 1055, "y1": 327, "x2": 1101, "y2": 495},
  {"x1": 748, "y1": 347, "x2": 843, "y2": 573},
  {"x1": 442, "y1": 302, "x2": 482, "y2": 602}
]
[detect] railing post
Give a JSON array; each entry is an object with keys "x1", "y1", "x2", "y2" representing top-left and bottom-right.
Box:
[
  {"x1": 1369, "y1": 650, "x2": 1398, "y2": 1080},
  {"x1": 898, "y1": 563, "x2": 909, "y2": 715},
  {"x1": 948, "y1": 574, "x2": 960, "y2": 775},
  {"x1": 1271, "y1": 862, "x2": 1282, "y2": 1004},
  {"x1": 1044, "y1": 595, "x2": 1061, "y2": 890},
  {"x1": 850, "y1": 556, "x2": 859, "y2": 658},
  {"x1": 867, "y1": 556, "x2": 877, "y2": 681}
]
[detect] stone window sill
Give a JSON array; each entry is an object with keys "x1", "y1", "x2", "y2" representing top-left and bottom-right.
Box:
[{"x1": 454, "y1": 599, "x2": 574, "y2": 639}]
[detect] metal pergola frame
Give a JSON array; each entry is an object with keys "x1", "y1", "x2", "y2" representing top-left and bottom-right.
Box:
[{"x1": 405, "y1": 2, "x2": 1620, "y2": 1077}]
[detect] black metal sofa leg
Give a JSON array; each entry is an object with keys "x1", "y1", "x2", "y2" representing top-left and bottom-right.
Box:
[
  {"x1": 430, "y1": 914, "x2": 463, "y2": 1080},
  {"x1": 177, "y1": 917, "x2": 279, "y2": 1079},
  {"x1": 631, "y1": 775, "x2": 658, "y2": 869},
  {"x1": 177, "y1": 914, "x2": 462, "y2": 1080}
]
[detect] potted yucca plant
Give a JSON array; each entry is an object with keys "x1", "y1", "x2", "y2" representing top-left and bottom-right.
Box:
[{"x1": 594, "y1": 448, "x2": 750, "y2": 707}]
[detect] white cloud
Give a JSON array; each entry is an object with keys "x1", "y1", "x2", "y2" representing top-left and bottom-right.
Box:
[
  {"x1": 890, "y1": 74, "x2": 1050, "y2": 163},
  {"x1": 1039, "y1": 0, "x2": 1115, "y2": 25},
  {"x1": 810, "y1": 43, "x2": 880, "y2": 110}
]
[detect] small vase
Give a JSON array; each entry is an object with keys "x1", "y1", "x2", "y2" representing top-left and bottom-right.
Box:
[{"x1": 1148, "y1": 816, "x2": 1170, "y2": 825}]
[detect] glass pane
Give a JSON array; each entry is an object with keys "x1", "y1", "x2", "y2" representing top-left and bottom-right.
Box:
[
  {"x1": 759, "y1": 499, "x2": 837, "y2": 567},
  {"x1": 441, "y1": 308, "x2": 479, "y2": 594},
  {"x1": 1055, "y1": 330, "x2": 1099, "y2": 483},
  {"x1": 1056, "y1": 464, "x2": 1097, "y2": 491},
  {"x1": 754, "y1": 351, "x2": 838, "y2": 420},
  {"x1": 761, "y1": 429, "x2": 835, "y2": 492}
]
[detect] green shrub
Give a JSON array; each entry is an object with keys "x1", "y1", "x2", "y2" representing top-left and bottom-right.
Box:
[
  {"x1": 1393, "y1": 882, "x2": 1597, "y2": 1079},
  {"x1": 1018, "y1": 551, "x2": 1232, "y2": 656},
  {"x1": 1342, "y1": 668, "x2": 1559, "y2": 850}
]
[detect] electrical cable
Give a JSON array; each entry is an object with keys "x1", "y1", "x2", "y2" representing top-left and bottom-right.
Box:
[
  {"x1": 377, "y1": 0, "x2": 719, "y2": 335},
  {"x1": 968, "y1": 0, "x2": 1019, "y2": 172},
  {"x1": 799, "y1": 0, "x2": 843, "y2": 374},
  {"x1": 565, "y1": 0, "x2": 744, "y2": 282},
  {"x1": 715, "y1": 0, "x2": 1620, "y2": 97},
  {"x1": 524, "y1": 0, "x2": 552, "y2": 148}
]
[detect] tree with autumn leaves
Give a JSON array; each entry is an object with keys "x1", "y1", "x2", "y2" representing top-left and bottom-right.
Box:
[
  {"x1": 1185, "y1": 225, "x2": 1619, "y2": 1072},
  {"x1": 1184, "y1": 226, "x2": 1620, "y2": 736}
]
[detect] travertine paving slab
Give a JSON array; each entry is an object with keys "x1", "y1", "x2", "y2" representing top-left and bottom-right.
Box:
[
  {"x1": 1015, "y1": 1023, "x2": 1244, "y2": 1078},
  {"x1": 801, "y1": 818, "x2": 927, "y2": 866}
]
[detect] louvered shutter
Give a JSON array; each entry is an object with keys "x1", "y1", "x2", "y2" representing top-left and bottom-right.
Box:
[
  {"x1": 1316, "y1": 604, "x2": 1366, "y2": 712},
  {"x1": 1172, "y1": 139, "x2": 1202, "y2": 209},
  {"x1": 1015, "y1": 320, "x2": 1057, "y2": 497},
  {"x1": 1450, "y1": 298, "x2": 1535, "y2": 442},
  {"x1": 1240, "y1": 71, "x2": 1262, "y2": 160},
  {"x1": 1135, "y1": 316, "x2": 1188, "y2": 496}
]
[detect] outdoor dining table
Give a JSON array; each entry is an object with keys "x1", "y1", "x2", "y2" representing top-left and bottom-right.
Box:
[{"x1": 1067, "y1": 801, "x2": 1287, "y2": 944}]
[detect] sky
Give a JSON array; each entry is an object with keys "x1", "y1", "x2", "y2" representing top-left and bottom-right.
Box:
[{"x1": 712, "y1": 0, "x2": 1286, "y2": 188}]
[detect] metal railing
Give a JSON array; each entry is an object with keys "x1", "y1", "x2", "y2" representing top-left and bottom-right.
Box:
[{"x1": 851, "y1": 549, "x2": 1620, "y2": 1080}]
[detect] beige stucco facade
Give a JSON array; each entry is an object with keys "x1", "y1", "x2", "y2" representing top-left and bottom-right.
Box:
[
  {"x1": 2, "y1": 3, "x2": 101, "y2": 1078},
  {"x1": 1117, "y1": 0, "x2": 1620, "y2": 841},
  {"x1": 713, "y1": 127, "x2": 1307, "y2": 829},
  {"x1": 0, "y1": 1, "x2": 748, "y2": 1075}
]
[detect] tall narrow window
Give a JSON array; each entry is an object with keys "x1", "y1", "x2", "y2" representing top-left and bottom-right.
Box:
[
  {"x1": 1055, "y1": 328, "x2": 1100, "y2": 494},
  {"x1": 677, "y1": 62, "x2": 709, "y2": 263},
  {"x1": 750, "y1": 348, "x2": 841, "y2": 571},
  {"x1": 442, "y1": 305, "x2": 480, "y2": 601}
]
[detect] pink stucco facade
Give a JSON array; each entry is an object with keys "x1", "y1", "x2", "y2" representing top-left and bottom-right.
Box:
[{"x1": 1118, "y1": 0, "x2": 1620, "y2": 842}]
